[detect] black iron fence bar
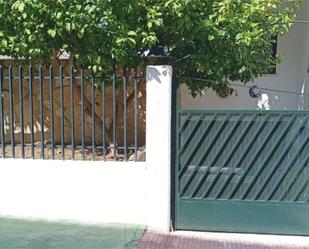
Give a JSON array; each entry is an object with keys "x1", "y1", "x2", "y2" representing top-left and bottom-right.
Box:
[
  {"x1": 70, "y1": 66, "x2": 75, "y2": 160},
  {"x1": 81, "y1": 68, "x2": 85, "y2": 160},
  {"x1": 123, "y1": 67, "x2": 128, "y2": 161},
  {"x1": 0, "y1": 66, "x2": 4, "y2": 158},
  {"x1": 134, "y1": 68, "x2": 138, "y2": 161},
  {"x1": 102, "y1": 79, "x2": 106, "y2": 160},
  {"x1": 39, "y1": 66, "x2": 44, "y2": 159},
  {"x1": 29, "y1": 66, "x2": 34, "y2": 159},
  {"x1": 0, "y1": 65, "x2": 145, "y2": 161},
  {"x1": 49, "y1": 65, "x2": 55, "y2": 160},
  {"x1": 9, "y1": 66, "x2": 15, "y2": 158},
  {"x1": 60, "y1": 65, "x2": 65, "y2": 160},
  {"x1": 91, "y1": 75, "x2": 95, "y2": 161},
  {"x1": 19, "y1": 66, "x2": 25, "y2": 159},
  {"x1": 112, "y1": 65, "x2": 117, "y2": 161}
]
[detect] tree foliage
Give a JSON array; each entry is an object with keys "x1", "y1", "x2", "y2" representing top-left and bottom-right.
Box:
[{"x1": 0, "y1": 0, "x2": 301, "y2": 95}]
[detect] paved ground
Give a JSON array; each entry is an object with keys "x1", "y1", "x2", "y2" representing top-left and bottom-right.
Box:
[
  {"x1": 0, "y1": 217, "x2": 145, "y2": 249},
  {"x1": 3, "y1": 217, "x2": 309, "y2": 249},
  {"x1": 139, "y1": 230, "x2": 309, "y2": 249}
]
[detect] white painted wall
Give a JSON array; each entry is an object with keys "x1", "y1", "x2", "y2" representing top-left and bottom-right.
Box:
[
  {"x1": 146, "y1": 65, "x2": 173, "y2": 231},
  {"x1": 181, "y1": 1, "x2": 309, "y2": 110},
  {"x1": 0, "y1": 160, "x2": 148, "y2": 225},
  {"x1": 0, "y1": 65, "x2": 174, "y2": 232}
]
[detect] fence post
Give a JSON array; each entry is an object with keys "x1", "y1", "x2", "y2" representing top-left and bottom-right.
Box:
[{"x1": 146, "y1": 65, "x2": 173, "y2": 231}]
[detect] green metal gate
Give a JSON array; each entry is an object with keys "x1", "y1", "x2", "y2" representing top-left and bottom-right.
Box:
[{"x1": 175, "y1": 109, "x2": 309, "y2": 235}]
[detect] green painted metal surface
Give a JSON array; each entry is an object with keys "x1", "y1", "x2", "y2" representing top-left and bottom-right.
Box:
[{"x1": 175, "y1": 110, "x2": 309, "y2": 235}]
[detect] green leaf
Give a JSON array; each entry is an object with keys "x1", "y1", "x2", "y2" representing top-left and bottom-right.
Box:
[
  {"x1": 147, "y1": 22, "x2": 153, "y2": 29},
  {"x1": 65, "y1": 23, "x2": 71, "y2": 31},
  {"x1": 127, "y1": 38, "x2": 136, "y2": 45},
  {"x1": 56, "y1": 12, "x2": 62, "y2": 19},
  {"x1": 208, "y1": 35, "x2": 215, "y2": 41},
  {"x1": 47, "y1": 29, "x2": 56, "y2": 38},
  {"x1": 116, "y1": 38, "x2": 125, "y2": 44},
  {"x1": 28, "y1": 35, "x2": 35, "y2": 42},
  {"x1": 77, "y1": 28, "x2": 85, "y2": 39},
  {"x1": 128, "y1": 31, "x2": 137, "y2": 37},
  {"x1": 12, "y1": 1, "x2": 25, "y2": 12},
  {"x1": 1, "y1": 40, "x2": 8, "y2": 47},
  {"x1": 18, "y1": 2, "x2": 25, "y2": 12}
]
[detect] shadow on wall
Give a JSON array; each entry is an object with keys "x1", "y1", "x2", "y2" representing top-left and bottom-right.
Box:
[{"x1": 146, "y1": 65, "x2": 171, "y2": 84}]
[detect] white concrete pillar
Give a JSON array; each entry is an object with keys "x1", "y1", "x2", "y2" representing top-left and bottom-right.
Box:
[{"x1": 146, "y1": 65, "x2": 173, "y2": 231}]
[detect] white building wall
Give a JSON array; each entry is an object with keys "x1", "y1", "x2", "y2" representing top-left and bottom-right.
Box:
[{"x1": 181, "y1": 2, "x2": 309, "y2": 110}]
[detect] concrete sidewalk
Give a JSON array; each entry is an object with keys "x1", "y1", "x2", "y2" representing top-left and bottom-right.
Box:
[
  {"x1": 0, "y1": 217, "x2": 145, "y2": 249},
  {"x1": 139, "y1": 230, "x2": 309, "y2": 249}
]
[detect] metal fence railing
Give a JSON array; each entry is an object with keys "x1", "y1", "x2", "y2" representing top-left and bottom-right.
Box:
[
  {"x1": 177, "y1": 110, "x2": 309, "y2": 201},
  {"x1": 0, "y1": 64, "x2": 146, "y2": 161}
]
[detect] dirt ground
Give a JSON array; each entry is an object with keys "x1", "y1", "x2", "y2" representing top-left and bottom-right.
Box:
[{"x1": 0, "y1": 144, "x2": 145, "y2": 161}]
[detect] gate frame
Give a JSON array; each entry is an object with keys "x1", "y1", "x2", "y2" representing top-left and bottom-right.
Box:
[
  {"x1": 172, "y1": 76, "x2": 309, "y2": 235},
  {"x1": 171, "y1": 75, "x2": 180, "y2": 231}
]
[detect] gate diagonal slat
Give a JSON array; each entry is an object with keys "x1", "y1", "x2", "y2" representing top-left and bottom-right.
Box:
[
  {"x1": 293, "y1": 179, "x2": 309, "y2": 202},
  {"x1": 265, "y1": 124, "x2": 309, "y2": 201},
  {"x1": 179, "y1": 114, "x2": 220, "y2": 195},
  {"x1": 178, "y1": 113, "x2": 192, "y2": 137},
  {"x1": 227, "y1": 114, "x2": 284, "y2": 199},
  {"x1": 181, "y1": 113, "x2": 243, "y2": 198},
  {"x1": 196, "y1": 114, "x2": 245, "y2": 199},
  {"x1": 221, "y1": 113, "x2": 275, "y2": 199},
  {"x1": 304, "y1": 183, "x2": 309, "y2": 202},
  {"x1": 291, "y1": 156, "x2": 309, "y2": 202},
  {"x1": 178, "y1": 114, "x2": 205, "y2": 157},
  {"x1": 213, "y1": 114, "x2": 258, "y2": 199},
  {"x1": 186, "y1": 114, "x2": 232, "y2": 198},
  {"x1": 240, "y1": 115, "x2": 295, "y2": 199},
  {"x1": 251, "y1": 115, "x2": 309, "y2": 201},
  {"x1": 264, "y1": 137, "x2": 309, "y2": 201},
  {"x1": 278, "y1": 150, "x2": 309, "y2": 201},
  {"x1": 186, "y1": 115, "x2": 268, "y2": 198},
  {"x1": 178, "y1": 114, "x2": 217, "y2": 180}
]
